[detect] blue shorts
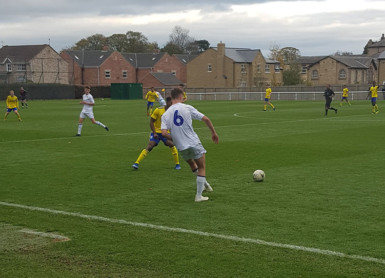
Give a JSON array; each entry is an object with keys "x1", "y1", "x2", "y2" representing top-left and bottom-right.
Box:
[
  {"x1": 371, "y1": 97, "x2": 377, "y2": 105},
  {"x1": 341, "y1": 97, "x2": 347, "y2": 100},
  {"x1": 147, "y1": 101, "x2": 154, "y2": 106},
  {"x1": 264, "y1": 98, "x2": 270, "y2": 102},
  {"x1": 149, "y1": 133, "x2": 168, "y2": 145},
  {"x1": 7, "y1": 108, "x2": 17, "y2": 112}
]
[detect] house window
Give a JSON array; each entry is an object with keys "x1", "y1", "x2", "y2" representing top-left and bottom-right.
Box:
[
  {"x1": 241, "y1": 64, "x2": 246, "y2": 73},
  {"x1": 257, "y1": 64, "x2": 261, "y2": 73},
  {"x1": 172, "y1": 70, "x2": 176, "y2": 76},
  {"x1": 122, "y1": 70, "x2": 128, "y2": 79},
  {"x1": 274, "y1": 64, "x2": 280, "y2": 73},
  {"x1": 339, "y1": 69, "x2": 346, "y2": 79},
  {"x1": 311, "y1": 70, "x2": 319, "y2": 80},
  {"x1": 301, "y1": 66, "x2": 307, "y2": 74},
  {"x1": 240, "y1": 81, "x2": 247, "y2": 87},
  {"x1": 208, "y1": 64, "x2": 212, "y2": 72},
  {"x1": 6, "y1": 63, "x2": 12, "y2": 72},
  {"x1": 105, "y1": 70, "x2": 111, "y2": 79},
  {"x1": 16, "y1": 64, "x2": 26, "y2": 71},
  {"x1": 265, "y1": 64, "x2": 270, "y2": 73}
]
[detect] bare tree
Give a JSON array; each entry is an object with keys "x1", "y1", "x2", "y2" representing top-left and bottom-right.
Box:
[{"x1": 167, "y1": 26, "x2": 195, "y2": 54}]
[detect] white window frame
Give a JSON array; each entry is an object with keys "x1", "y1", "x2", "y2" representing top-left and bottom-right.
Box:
[
  {"x1": 265, "y1": 64, "x2": 270, "y2": 73},
  {"x1": 241, "y1": 64, "x2": 246, "y2": 73},
  {"x1": 274, "y1": 64, "x2": 280, "y2": 73},
  {"x1": 105, "y1": 70, "x2": 111, "y2": 79},
  {"x1": 6, "y1": 63, "x2": 12, "y2": 72},
  {"x1": 122, "y1": 70, "x2": 128, "y2": 79},
  {"x1": 339, "y1": 69, "x2": 346, "y2": 79},
  {"x1": 208, "y1": 64, "x2": 212, "y2": 72},
  {"x1": 301, "y1": 66, "x2": 307, "y2": 74},
  {"x1": 16, "y1": 64, "x2": 26, "y2": 71},
  {"x1": 311, "y1": 70, "x2": 319, "y2": 80}
]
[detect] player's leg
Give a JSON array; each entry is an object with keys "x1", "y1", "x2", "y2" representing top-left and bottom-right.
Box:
[
  {"x1": 91, "y1": 117, "x2": 109, "y2": 131},
  {"x1": 193, "y1": 155, "x2": 210, "y2": 202},
  {"x1": 263, "y1": 100, "x2": 267, "y2": 111},
  {"x1": 13, "y1": 109, "x2": 22, "y2": 121},
  {"x1": 164, "y1": 138, "x2": 181, "y2": 169},
  {"x1": 269, "y1": 101, "x2": 276, "y2": 110},
  {"x1": 77, "y1": 116, "x2": 85, "y2": 136},
  {"x1": 132, "y1": 136, "x2": 157, "y2": 169},
  {"x1": 4, "y1": 110, "x2": 9, "y2": 120}
]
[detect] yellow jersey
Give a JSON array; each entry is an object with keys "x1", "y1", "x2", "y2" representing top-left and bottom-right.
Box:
[
  {"x1": 6, "y1": 95, "x2": 19, "y2": 109},
  {"x1": 370, "y1": 86, "x2": 378, "y2": 98},
  {"x1": 342, "y1": 88, "x2": 349, "y2": 97},
  {"x1": 265, "y1": 88, "x2": 272, "y2": 99},
  {"x1": 145, "y1": 90, "x2": 158, "y2": 102},
  {"x1": 151, "y1": 107, "x2": 165, "y2": 133}
]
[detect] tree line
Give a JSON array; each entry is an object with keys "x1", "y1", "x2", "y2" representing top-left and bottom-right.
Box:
[{"x1": 69, "y1": 26, "x2": 210, "y2": 55}]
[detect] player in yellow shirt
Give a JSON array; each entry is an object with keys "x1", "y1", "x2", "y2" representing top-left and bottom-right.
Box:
[
  {"x1": 145, "y1": 87, "x2": 159, "y2": 116},
  {"x1": 132, "y1": 97, "x2": 181, "y2": 170},
  {"x1": 4, "y1": 90, "x2": 22, "y2": 121},
  {"x1": 367, "y1": 81, "x2": 379, "y2": 114},
  {"x1": 263, "y1": 85, "x2": 275, "y2": 111},
  {"x1": 339, "y1": 85, "x2": 351, "y2": 106},
  {"x1": 178, "y1": 84, "x2": 187, "y2": 102}
]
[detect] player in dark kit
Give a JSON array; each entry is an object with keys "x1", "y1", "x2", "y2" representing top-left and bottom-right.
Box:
[
  {"x1": 20, "y1": 87, "x2": 28, "y2": 108},
  {"x1": 324, "y1": 84, "x2": 338, "y2": 116}
]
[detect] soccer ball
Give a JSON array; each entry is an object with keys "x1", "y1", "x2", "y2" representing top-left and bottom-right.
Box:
[{"x1": 253, "y1": 170, "x2": 265, "y2": 182}]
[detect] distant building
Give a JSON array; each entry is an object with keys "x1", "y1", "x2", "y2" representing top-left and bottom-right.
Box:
[
  {"x1": 187, "y1": 42, "x2": 281, "y2": 88},
  {"x1": 0, "y1": 44, "x2": 69, "y2": 84},
  {"x1": 60, "y1": 50, "x2": 135, "y2": 86},
  {"x1": 298, "y1": 55, "x2": 376, "y2": 86},
  {"x1": 365, "y1": 34, "x2": 385, "y2": 56}
]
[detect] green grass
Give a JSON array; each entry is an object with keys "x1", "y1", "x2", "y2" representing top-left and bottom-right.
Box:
[{"x1": 1, "y1": 99, "x2": 385, "y2": 277}]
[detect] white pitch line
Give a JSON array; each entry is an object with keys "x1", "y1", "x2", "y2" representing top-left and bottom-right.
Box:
[
  {"x1": 20, "y1": 229, "x2": 70, "y2": 241},
  {"x1": 1, "y1": 201, "x2": 384, "y2": 265}
]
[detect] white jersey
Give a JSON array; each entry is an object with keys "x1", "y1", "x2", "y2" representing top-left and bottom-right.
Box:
[
  {"x1": 81, "y1": 93, "x2": 94, "y2": 113},
  {"x1": 156, "y1": 91, "x2": 166, "y2": 106},
  {"x1": 161, "y1": 102, "x2": 204, "y2": 151}
]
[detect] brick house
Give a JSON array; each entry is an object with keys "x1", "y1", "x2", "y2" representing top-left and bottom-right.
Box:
[
  {"x1": 60, "y1": 50, "x2": 135, "y2": 85},
  {"x1": 0, "y1": 44, "x2": 69, "y2": 84},
  {"x1": 299, "y1": 55, "x2": 376, "y2": 86},
  {"x1": 121, "y1": 52, "x2": 187, "y2": 86},
  {"x1": 187, "y1": 42, "x2": 281, "y2": 88}
]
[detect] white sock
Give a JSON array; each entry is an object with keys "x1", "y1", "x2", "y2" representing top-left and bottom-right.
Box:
[
  {"x1": 193, "y1": 169, "x2": 210, "y2": 187},
  {"x1": 95, "y1": 121, "x2": 106, "y2": 128},
  {"x1": 196, "y1": 176, "x2": 206, "y2": 197},
  {"x1": 77, "y1": 124, "x2": 83, "y2": 134}
]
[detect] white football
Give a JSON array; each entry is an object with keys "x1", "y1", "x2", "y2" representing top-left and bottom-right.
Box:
[{"x1": 253, "y1": 170, "x2": 265, "y2": 182}]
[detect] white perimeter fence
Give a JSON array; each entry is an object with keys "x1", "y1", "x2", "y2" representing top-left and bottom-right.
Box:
[{"x1": 182, "y1": 91, "x2": 382, "y2": 101}]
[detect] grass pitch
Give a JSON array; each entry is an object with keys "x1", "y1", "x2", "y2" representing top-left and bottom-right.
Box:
[{"x1": 1, "y1": 99, "x2": 385, "y2": 277}]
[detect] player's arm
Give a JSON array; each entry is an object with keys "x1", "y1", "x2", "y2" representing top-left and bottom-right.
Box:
[
  {"x1": 201, "y1": 116, "x2": 219, "y2": 144},
  {"x1": 367, "y1": 89, "x2": 371, "y2": 99},
  {"x1": 80, "y1": 101, "x2": 94, "y2": 105},
  {"x1": 150, "y1": 118, "x2": 159, "y2": 139}
]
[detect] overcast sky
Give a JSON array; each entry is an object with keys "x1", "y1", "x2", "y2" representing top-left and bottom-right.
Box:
[{"x1": 1, "y1": 0, "x2": 385, "y2": 56}]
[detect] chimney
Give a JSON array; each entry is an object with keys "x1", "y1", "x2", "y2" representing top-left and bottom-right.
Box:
[
  {"x1": 382, "y1": 34, "x2": 385, "y2": 40},
  {"x1": 217, "y1": 42, "x2": 226, "y2": 87},
  {"x1": 102, "y1": 45, "x2": 109, "y2": 51}
]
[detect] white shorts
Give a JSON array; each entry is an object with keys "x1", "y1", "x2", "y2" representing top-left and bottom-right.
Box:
[
  {"x1": 179, "y1": 144, "x2": 207, "y2": 160},
  {"x1": 80, "y1": 111, "x2": 94, "y2": 119}
]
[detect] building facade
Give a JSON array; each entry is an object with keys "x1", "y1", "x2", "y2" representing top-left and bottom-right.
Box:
[{"x1": 0, "y1": 45, "x2": 69, "y2": 84}]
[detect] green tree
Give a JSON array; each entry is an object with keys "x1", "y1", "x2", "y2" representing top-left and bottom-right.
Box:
[
  {"x1": 72, "y1": 34, "x2": 107, "y2": 50},
  {"x1": 126, "y1": 31, "x2": 151, "y2": 53},
  {"x1": 269, "y1": 45, "x2": 302, "y2": 85},
  {"x1": 161, "y1": 42, "x2": 184, "y2": 55},
  {"x1": 107, "y1": 34, "x2": 130, "y2": 52}
]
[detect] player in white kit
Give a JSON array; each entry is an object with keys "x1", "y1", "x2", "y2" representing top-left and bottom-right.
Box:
[
  {"x1": 76, "y1": 86, "x2": 109, "y2": 136},
  {"x1": 161, "y1": 88, "x2": 218, "y2": 202}
]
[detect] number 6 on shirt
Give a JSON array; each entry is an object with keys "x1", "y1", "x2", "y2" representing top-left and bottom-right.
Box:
[{"x1": 173, "y1": 110, "x2": 184, "y2": 126}]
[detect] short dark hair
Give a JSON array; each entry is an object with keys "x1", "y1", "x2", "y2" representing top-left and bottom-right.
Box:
[
  {"x1": 171, "y1": 88, "x2": 183, "y2": 99},
  {"x1": 85, "y1": 86, "x2": 90, "y2": 89},
  {"x1": 179, "y1": 83, "x2": 184, "y2": 87},
  {"x1": 166, "y1": 97, "x2": 172, "y2": 102}
]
